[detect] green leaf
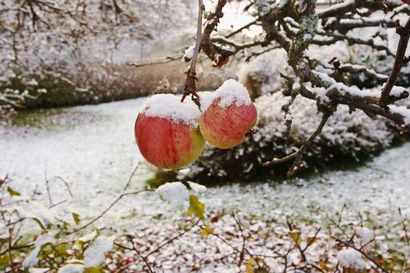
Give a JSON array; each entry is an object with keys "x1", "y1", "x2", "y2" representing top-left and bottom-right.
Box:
[
  {"x1": 72, "y1": 212, "x2": 81, "y2": 225},
  {"x1": 54, "y1": 244, "x2": 70, "y2": 256},
  {"x1": 7, "y1": 187, "x2": 21, "y2": 197},
  {"x1": 187, "y1": 195, "x2": 205, "y2": 220},
  {"x1": 31, "y1": 217, "x2": 47, "y2": 231},
  {"x1": 0, "y1": 255, "x2": 11, "y2": 269}
]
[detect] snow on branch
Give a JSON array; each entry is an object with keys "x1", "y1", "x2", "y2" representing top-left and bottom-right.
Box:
[{"x1": 199, "y1": 0, "x2": 410, "y2": 175}]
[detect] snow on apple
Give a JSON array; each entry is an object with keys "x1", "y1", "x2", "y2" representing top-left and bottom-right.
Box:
[
  {"x1": 199, "y1": 79, "x2": 257, "y2": 149},
  {"x1": 135, "y1": 94, "x2": 205, "y2": 169}
]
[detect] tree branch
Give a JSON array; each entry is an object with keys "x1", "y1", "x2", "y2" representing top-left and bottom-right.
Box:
[{"x1": 380, "y1": 17, "x2": 410, "y2": 105}]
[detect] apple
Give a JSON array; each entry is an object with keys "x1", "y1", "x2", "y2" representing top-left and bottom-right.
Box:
[
  {"x1": 199, "y1": 80, "x2": 257, "y2": 149},
  {"x1": 135, "y1": 94, "x2": 205, "y2": 169}
]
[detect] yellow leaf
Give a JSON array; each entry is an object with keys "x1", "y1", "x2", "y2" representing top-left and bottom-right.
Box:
[
  {"x1": 187, "y1": 195, "x2": 205, "y2": 220},
  {"x1": 200, "y1": 225, "x2": 214, "y2": 238},
  {"x1": 288, "y1": 230, "x2": 302, "y2": 246}
]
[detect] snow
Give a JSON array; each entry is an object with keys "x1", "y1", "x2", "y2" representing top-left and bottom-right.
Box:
[
  {"x1": 239, "y1": 49, "x2": 292, "y2": 95},
  {"x1": 387, "y1": 14, "x2": 410, "y2": 57},
  {"x1": 214, "y1": 79, "x2": 252, "y2": 108},
  {"x1": 183, "y1": 45, "x2": 195, "y2": 61},
  {"x1": 337, "y1": 248, "x2": 367, "y2": 270},
  {"x1": 255, "y1": 92, "x2": 395, "y2": 152},
  {"x1": 388, "y1": 105, "x2": 410, "y2": 125},
  {"x1": 29, "y1": 269, "x2": 49, "y2": 273},
  {"x1": 57, "y1": 264, "x2": 84, "y2": 273},
  {"x1": 310, "y1": 86, "x2": 330, "y2": 103},
  {"x1": 2, "y1": 96, "x2": 410, "y2": 237},
  {"x1": 78, "y1": 231, "x2": 98, "y2": 242},
  {"x1": 199, "y1": 91, "x2": 216, "y2": 112},
  {"x1": 23, "y1": 233, "x2": 56, "y2": 268},
  {"x1": 83, "y1": 236, "x2": 114, "y2": 268},
  {"x1": 156, "y1": 182, "x2": 206, "y2": 209},
  {"x1": 389, "y1": 86, "x2": 409, "y2": 98},
  {"x1": 355, "y1": 227, "x2": 375, "y2": 253},
  {"x1": 141, "y1": 94, "x2": 201, "y2": 126},
  {"x1": 17, "y1": 200, "x2": 57, "y2": 225}
]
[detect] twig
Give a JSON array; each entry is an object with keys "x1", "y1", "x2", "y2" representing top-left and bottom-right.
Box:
[
  {"x1": 225, "y1": 19, "x2": 258, "y2": 38},
  {"x1": 145, "y1": 219, "x2": 200, "y2": 257},
  {"x1": 127, "y1": 55, "x2": 182, "y2": 67},
  {"x1": 181, "y1": 0, "x2": 204, "y2": 107},
  {"x1": 333, "y1": 237, "x2": 390, "y2": 273},
  {"x1": 263, "y1": 111, "x2": 331, "y2": 177},
  {"x1": 68, "y1": 164, "x2": 145, "y2": 234},
  {"x1": 132, "y1": 240, "x2": 155, "y2": 273}
]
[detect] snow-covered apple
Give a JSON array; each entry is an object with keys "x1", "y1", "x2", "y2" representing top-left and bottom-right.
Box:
[
  {"x1": 135, "y1": 94, "x2": 205, "y2": 169},
  {"x1": 199, "y1": 80, "x2": 257, "y2": 149}
]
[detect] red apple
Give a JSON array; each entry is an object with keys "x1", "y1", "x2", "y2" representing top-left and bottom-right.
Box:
[
  {"x1": 135, "y1": 94, "x2": 205, "y2": 169},
  {"x1": 199, "y1": 80, "x2": 257, "y2": 149}
]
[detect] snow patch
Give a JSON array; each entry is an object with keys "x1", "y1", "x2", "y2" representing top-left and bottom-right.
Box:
[
  {"x1": 23, "y1": 233, "x2": 56, "y2": 268},
  {"x1": 83, "y1": 236, "x2": 114, "y2": 268},
  {"x1": 141, "y1": 94, "x2": 201, "y2": 126},
  {"x1": 157, "y1": 181, "x2": 206, "y2": 209},
  {"x1": 388, "y1": 105, "x2": 410, "y2": 125},
  {"x1": 238, "y1": 49, "x2": 292, "y2": 95},
  {"x1": 184, "y1": 45, "x2": 195, "y2": 60},
  {"x1": 57, "y1": 264, "x2": 84, "y2": 273},
  {"x1": 337, "y1": 248, "x2": 367, "y2": 270},
  {"x1": 214, "y1": 79, "x2": 252, "y2": 108},
  {"x1": 355, "y1": 227, "x2": 375, "y2": 253}
]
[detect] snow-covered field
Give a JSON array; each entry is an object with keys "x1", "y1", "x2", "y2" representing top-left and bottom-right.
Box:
[{"x1": 0, "y1": 97, "x2": 410, "y2": 229}]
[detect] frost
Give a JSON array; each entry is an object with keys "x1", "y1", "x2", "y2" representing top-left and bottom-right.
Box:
[
  {"x1": 141, "y1": 94, "x2": 201, "y2": 126},
  {"x1": 337, "y1": 248, "x2": 367, "y2": 270},
  {"x1": 157, "y1": 181, "x2": 206, "y2": 209},
  {"x1": 214, "y1": 79, "x2": 252, "y2": 108},
  {"x1": 23, "y1": 233, "x2": 56, "y2": 268},
  {"x1": 57, "y1": 264, "x2": 84, "y2": 273},
  {"x1": 83, "y1": 236, "x2": 114, "y2": 268}
]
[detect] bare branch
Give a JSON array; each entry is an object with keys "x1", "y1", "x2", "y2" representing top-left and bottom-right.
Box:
[
  {"x1": 181, "y1": 0, "x2": 204, "y2": 107},
  {"x1": 380, "y1": 18, "x2": 410, "y2": 105}
]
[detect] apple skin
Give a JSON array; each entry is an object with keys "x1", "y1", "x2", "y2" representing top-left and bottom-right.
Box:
[
  {"x1": 135, "y1": 113, "x2": 205, "y2": 169},
  {"x1": 199, "y1": 98, "x2": 257, "y2": 149}
]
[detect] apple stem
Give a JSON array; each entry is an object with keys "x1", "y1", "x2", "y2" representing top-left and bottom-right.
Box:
[{"x1": 181, "y1": 0, "x2": 204, "y2": 108}]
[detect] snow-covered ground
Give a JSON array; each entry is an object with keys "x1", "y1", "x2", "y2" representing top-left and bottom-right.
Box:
[{"x1": 0, "y1": 97, "x2": 410, "y2": 230}]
